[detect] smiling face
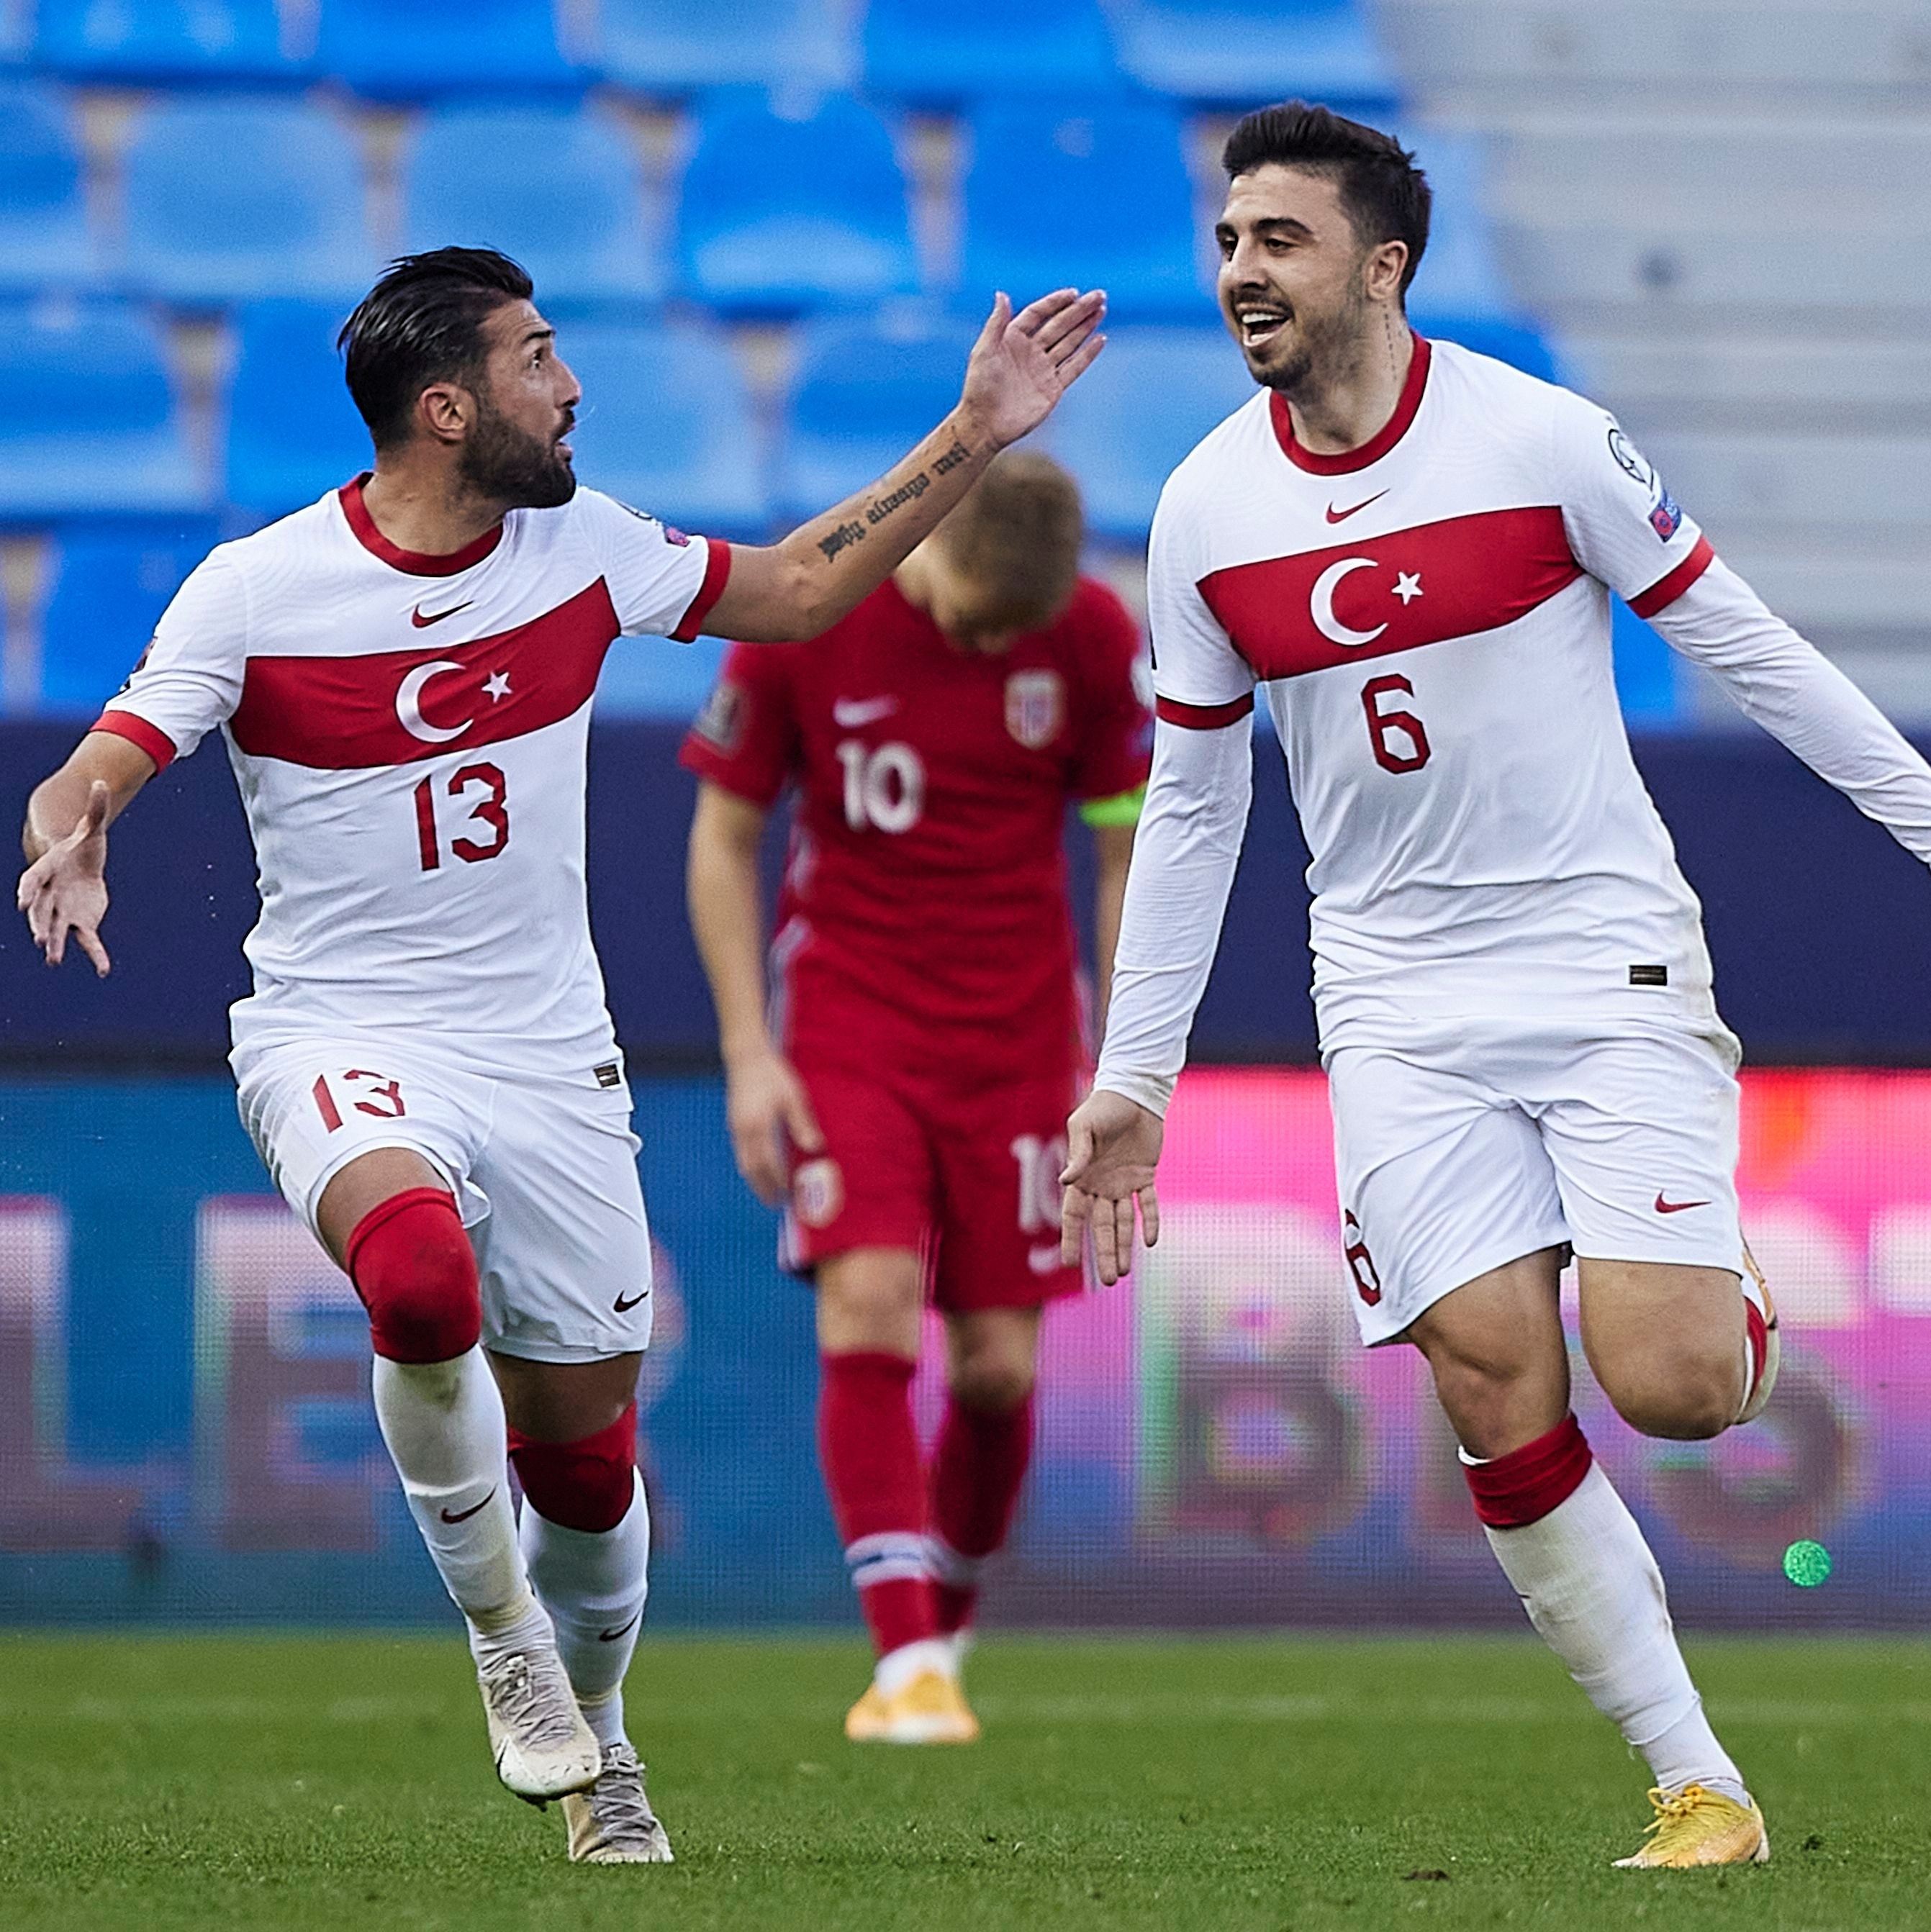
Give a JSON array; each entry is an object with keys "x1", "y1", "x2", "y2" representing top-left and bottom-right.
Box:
[
  {"x1": 1215, "y1": 163, "x2": 1408, "y2": 395},
  {"x1": 450, "y1": 299, "x2": 582, "y2": 509}
]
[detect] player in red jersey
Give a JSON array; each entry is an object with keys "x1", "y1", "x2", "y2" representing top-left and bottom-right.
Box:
[
  {"x1": 18, "y1": 249, "x2": 1105, "y2": 1856},
  {"x1": 683, "y1": 453, "x2": 1150, "y2": 1741}
]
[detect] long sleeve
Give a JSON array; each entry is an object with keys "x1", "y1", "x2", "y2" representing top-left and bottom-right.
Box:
[
  {"x1": 1091, "y1": 715, "x2": 1254, "y2": 1117},
  {"x1": 1652, "y1": 558, "x2": 1931, "y2": 866}
]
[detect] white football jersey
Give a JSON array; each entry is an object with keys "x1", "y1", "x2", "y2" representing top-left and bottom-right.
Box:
[
  {"x1": 1147, "y1": 335, "x2": 1722, "y2": 1043},
  {"x1": 95, "y1": 479, "x2": 729, "y2": 1076}
]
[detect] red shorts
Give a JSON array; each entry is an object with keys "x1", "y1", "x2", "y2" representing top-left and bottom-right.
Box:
[{"x1": 780, "y1": 1061, "x2": 1085, "y2": 1311}]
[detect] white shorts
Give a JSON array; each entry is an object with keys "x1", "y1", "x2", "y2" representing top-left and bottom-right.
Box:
[
  {"x1": 232, "y1": 1035, "x2": 653, "y2": 1363},
  {"x1": 1326, "y1": 1017, "x2": 1747, "y2": 1347}
]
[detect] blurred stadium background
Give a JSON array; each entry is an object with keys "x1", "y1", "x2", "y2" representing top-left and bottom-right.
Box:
[{"x1": 1, "y1": 0, "x2": 1929, "y2": 1644}]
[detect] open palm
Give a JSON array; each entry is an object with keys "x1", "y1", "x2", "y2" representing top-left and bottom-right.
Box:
[{"x1": 960, "y1": 289, "x2": 1107, "y2": 448}]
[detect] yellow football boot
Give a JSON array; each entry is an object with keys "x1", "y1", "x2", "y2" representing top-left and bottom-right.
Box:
[
  {"x1": 1614, "y1": 1784, "x2": 1770, "y2": 1868},
  {"x1": 843, "y1": 1669, "x2": 981, "y2": 1744}
]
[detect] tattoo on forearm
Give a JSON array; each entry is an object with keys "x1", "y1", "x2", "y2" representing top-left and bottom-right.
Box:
[
  {"x1": 818, "y1": 519, "x2": 866, "y2": 562},
  {"x1": 865, "y1": 471, "x2": 931, "y2": 526},
  {"x1": 932, "y1": 438, "x2": 972, "y2": 476}
]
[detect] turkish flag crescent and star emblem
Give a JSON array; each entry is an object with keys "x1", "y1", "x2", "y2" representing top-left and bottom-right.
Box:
[{"x1": 1004, "y1": 669, "x2": 1064, "y2": 750}]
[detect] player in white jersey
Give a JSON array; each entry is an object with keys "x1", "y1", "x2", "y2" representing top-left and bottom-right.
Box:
[
  {"x1": 17, "y1": 248, "x2": 1105, "y2": 1859},
  {"x1": 1062, "y1": 104, "x2": 1931, "y2": 1869}
]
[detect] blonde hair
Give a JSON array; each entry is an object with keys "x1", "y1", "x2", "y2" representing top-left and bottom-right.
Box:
[{"x1": 932, "y1": 449, "x2": 1084, "y2": 630}]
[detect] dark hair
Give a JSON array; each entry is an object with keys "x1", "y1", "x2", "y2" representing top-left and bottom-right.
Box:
[
  {"x1": 1222, "y1": 101, "x2": 1430, "y2": 298},
  {"x1": 338, "y1": 247, "x2": 535, "y2": 449}
]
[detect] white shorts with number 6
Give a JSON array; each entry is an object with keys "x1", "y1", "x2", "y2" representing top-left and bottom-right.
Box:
[
  {"x1": 1326, "y1": 1017, "x2": 1747, "y2": 1348},
  {"x1": 232, "y1": 1035, "x2": 653, "y2": 1362}
]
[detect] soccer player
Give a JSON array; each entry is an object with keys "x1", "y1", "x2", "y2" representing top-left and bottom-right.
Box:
[
  {"x1": 682, "y1": 451, "x2": 1150, "y2": 1742},
  {"x1": 17, "y1": 248, "x2": 1103, "y2": 1858},
  {"x1": 1062, "y1": 102, "x2": 1931, "y2": 1869}
]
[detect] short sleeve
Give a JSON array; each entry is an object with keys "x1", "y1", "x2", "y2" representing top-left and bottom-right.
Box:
[
  {"x1": 574, "y1": 489, "x2": 733, "y2": 642},
  {"x1": 1553, "y1": 393, "x2": 1714, "y2": 619},
  {"x1": 677, "y1": 641, "x2": 801, "y2": 808},
  {"x1": 1068, "y1": 581, "x2": 1154, "y2": 801},
  {"x1": 91, "y1": 550, "x2": 248, "y2": 768},
  {"x1": 1145, "y1": 472, "x2": 1257, "y2": 729}
]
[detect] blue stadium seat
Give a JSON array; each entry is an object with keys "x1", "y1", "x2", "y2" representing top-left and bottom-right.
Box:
[
  {"x1": 225, "y1": 301, "x2": 371, "y2": 517},
  {"x1": 37, "y1": 528, "x2": 214, "y2": 717},
  {"x1": 33, "y1": 0, "x2": 303, "y2": 84},
  {"x1": 1402, "y1": 129, "x2": 1518, "y2": 320},
  {"x1": 122, "y1": 97, "x2": 375, "y2": 305},
  {"x1": 1106, "y1": 0, "x2": 1398, "y2": 112},
  {"x1": 863, "y1": 0, "x2": 1120, "y2": 103},
  {"x1": 776, "y1": 309, "x2": 978, "y2": 522},
  {"x1": 0, "y1": 81, "x2": 99, "y2": 291},
  {"x1": 595, "y1": 633, "x2": 729, "y2": 718},
  {"x1": 677, "y1": 91, "x2": 917, "y2": 313},
  {"x1": 600, "y1": 0, "x2": 851, "y2": 93},
  {"x1": 561, "y1": 317, "x2": 770, "y2": 537},
  {"x1": 316, "y1": 0, "x2": 581, "y2": 99},
  {"x1": 403, "y1": 105, "x2": 662, "y2": 308},
  {"x1": 0, "y1": 300, "x2": 204, "y2": 518},
  {"x1": 961, "y1": 99, "x2": 1208, "y2": 321},
  {"x1": 1037, "y1": 326, "x2": 1255, "y2": 540}
]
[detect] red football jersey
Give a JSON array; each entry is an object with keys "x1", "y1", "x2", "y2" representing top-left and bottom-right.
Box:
[{"x1": 680, "y1": 575, "x2": 1151, "y2": 1075}]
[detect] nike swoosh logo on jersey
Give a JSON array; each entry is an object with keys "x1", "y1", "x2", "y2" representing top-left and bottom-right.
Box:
[
  {"x1": 1654, "y1": 1194, "x2": 1711, "y2": 1215},
  {"x1": 440, "y1": 1487, "x2": 496, "y2": 1524},
  {"x1": 1028, "y1": 1241, "x2": 1065, "y2": 1275},
  {"x1": 1325, "y1": 491, "x2": 1389, "y2": 523},
  {"x1": 411, "y1": 599, "x2": 474, "y2": 627},
  {"x1": 597, "y1": 1609, "x2": 643, "y2": 1643},
  {"x1": 613, "y1": 1289, "x2": 649, "y2": 1313},
  {"x1": 833, "y1": 696, "x2": 899, "y2": 728}
]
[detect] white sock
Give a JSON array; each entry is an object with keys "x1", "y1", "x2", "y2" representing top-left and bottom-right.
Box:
[
  {"x1": 1479, "y1": 1460, "x2": 1747, "y2": 1802},
  {"x1": 875, "y1": 1637, "x2": 957, "y2": 1697},
  {"x1": 371, "y1": 1348, "x2": 534, "y2": 1636},
  {"x1": 521, "y1": 1469, "x2": 651, "y2": 1742}
]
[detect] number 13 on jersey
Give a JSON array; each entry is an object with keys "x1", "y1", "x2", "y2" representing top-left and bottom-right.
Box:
[{"x1": 413, "y1": 762, "x2": 510, "y2": 871}]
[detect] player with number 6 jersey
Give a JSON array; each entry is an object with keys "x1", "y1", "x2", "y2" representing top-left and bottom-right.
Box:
[
  {"x1": 683, "y1": 453, "x2": 1150, "y2": 1743},
  {"x1": 1062, "y1": 104, "x2": 1931, "y2": 1870},
  {"x1": 18, "y1": 248, "x2": 1107, "y2": 1858}
]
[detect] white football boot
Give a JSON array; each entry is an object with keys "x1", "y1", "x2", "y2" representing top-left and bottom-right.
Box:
[
  {"x1": 562, "y1": 1742, "x2": 675, "y2": 1863},
  {"x1": 476, "y1": 1643, "x2": 602, "y2": 1802}
]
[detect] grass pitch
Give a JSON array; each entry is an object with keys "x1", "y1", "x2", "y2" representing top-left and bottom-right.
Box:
[{"x1": 0, "y1": 1632, "x2": 1924, "y2": 1932}]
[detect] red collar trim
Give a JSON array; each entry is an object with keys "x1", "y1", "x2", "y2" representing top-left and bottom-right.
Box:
[
  {"x1": 339, "y1": 473, "x2": 505, "y2": 577},
  {"x1": 1269, "y1": 333, "x2": 1432, "y2": 476}
]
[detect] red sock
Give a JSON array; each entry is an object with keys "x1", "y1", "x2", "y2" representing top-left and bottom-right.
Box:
[
  {"x1": 818, "y1": 1351, "x2": 939, "y2": 1659},
  {"x1": 928, "y1": 1392, "x2": 1034, "y2": 1637}
]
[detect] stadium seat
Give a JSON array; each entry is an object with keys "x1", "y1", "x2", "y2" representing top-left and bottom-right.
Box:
[
  {"x1": 0, "y1": 81, "x2": 99, "y2": 291},
  {"x1": 121, "y1": 97, "x2": 375, "y2": 305},
  {"x1": 560, "y1": 317, "x2": 770, "y2": 538},
  {"x1": 862, "y1": 0, "x2": 1121, "y2": 104},
  {"x1": 315, "y1": 0, "x2": 581, "y2": 99},
  {"x1": 33, "y1": 0, "x2": 303, "y2": 84},
  {"x1": 677, "y1": 91, "x2": 918, "y2": 313},
  {"x1": 1105, "y1": 0, "x2": 1399, "y2": 112},
  {"x1": 1035, "y1": 325, "x2": 1254, "y2": 540},
  {"x1": 403, "y1": 105, "x2": 663, "y2": 308},
  {"x1": 960, "y1": 98, "x2": 1208, "y2": 321},
  {"x1": 225, "y1": 301, "x2": 371, "y2": 518},
  {"x1": 775, "y1": 308, "x2": 978, "y2": 522},
  {"x1": 0, "y1": 299, "x2": 205, "y2": 518},
  {"x1": 595, "y1": 633, "x2": 729, "y2": 718},
  {"x1": 1401, "y1": 129, "x2": 1519, "y2": 321},
  {"x1": 600, "y1": 0, "x2": 851, "y2": 94},
  {"x1": 37, "y1": 529, "x2": 214, "y2": 717}
]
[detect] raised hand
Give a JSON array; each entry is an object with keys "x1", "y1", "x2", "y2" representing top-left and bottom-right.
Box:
[
  {"x1": 959, "y1": 289, "x2": 1107, "y2": 450},
  {"x1": 17, "y1": 779, "x2": 113, "y2": 976},
  {"x1": 725, "y1": 1044, "x2": 824, "y2": 1207},
  {"x1": 1059, "y1": 1087, "x2": 1164, "y2": 1287}
]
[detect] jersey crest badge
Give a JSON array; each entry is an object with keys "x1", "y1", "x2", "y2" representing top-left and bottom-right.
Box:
[{"x1": 1004, "y1": 669, "x2": 1064, "y2": 750}]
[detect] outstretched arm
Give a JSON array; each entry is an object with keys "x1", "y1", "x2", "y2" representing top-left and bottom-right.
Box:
[
  {"x1": 1653, "y1": 558, "x2": 1931, "y2": 862},
  {"x1": 686, "y1": 781, "x2": 823, "y2": 1205},
  {"x1": 18, "y1": 732, "x2": 158, "y2": 974},
  {"x1": 706, "y1": 289, "x2": 1105, "y2": 643}
]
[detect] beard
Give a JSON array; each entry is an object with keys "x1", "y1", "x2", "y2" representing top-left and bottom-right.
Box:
[
  {"x1": 459, "y1": 392, "x2": 576, "y2": 508},
  {"x1": 1242, "y1": 282, "x2": 1374, "y2": 399}
]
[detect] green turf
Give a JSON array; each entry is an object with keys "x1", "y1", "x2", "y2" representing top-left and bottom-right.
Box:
[{"x1": 0, "y1": 1631, "x2": 1924, "y2": 1931}]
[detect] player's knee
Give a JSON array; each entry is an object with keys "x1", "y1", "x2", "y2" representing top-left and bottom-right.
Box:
[
  {"x1": 509, "y1": 1402, "x2": 638, "y2": 1533},
  {"x1": 1596, "y1": 1339, "x2": 1738, "y2": 1441},
  {"x1": 345, "y1": 1187, "x2": 481, "y2": 1364},
  {"x1": 949, "y1": 1353, "x2": 1035, "y2": 1414}
]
